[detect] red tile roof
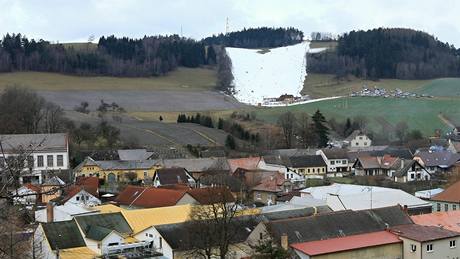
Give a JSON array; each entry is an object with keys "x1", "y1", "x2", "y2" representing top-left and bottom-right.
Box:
[
  {"x1": 431, "y1": 180, "x2": 460, "y2": 203},
  {"x1": 390, "y1": 224, "x2": 460, "y2": 242},
  {"x1": 24, "y1": 183, "x2": 40, "y2": 193},
  {"x1": 228, "y1": 157, "x2": 262, "y2": 173},
  {"x1": 251, "y1": 173, "x2": 287, "y2": 193},
  {"x1": 76, "y1": 176, "x2": 99, "y2": 189},
  {"x1": 186, "y1": 187, "x2": 235, "y2": 204},
  {"x1": 115, "y1": 185, "x2": 187, "y2": 208},
  {"x1": 411, "y1": 211, "x2": 460, "y2": 233},
  {"x1": 290, "y1": 231, "x2": 401, "y2": 256}
]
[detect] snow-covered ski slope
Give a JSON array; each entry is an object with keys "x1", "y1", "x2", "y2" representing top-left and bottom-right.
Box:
[{"x1": 226, "y1": 41, "x2": 309, "y2": 105}]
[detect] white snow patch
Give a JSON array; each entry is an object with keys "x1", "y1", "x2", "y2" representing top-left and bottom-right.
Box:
[
  {"x1": 226, "y1": 42, "x2": 309, "y2": 105},
  {"x1": 308, "y1": 47, "x2": 328, "y2": 53},
  {"x1": 262, "y1": 96, "x2": 344, "y2": 107}
]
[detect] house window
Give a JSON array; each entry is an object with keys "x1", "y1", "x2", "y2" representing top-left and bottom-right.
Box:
[
  {"x1": 410, "y1": 244, "x2": 416, "y2": 252},
  {"x1": 255, "y1": 193, "x2": 261, "y2": 200},
  {"x1": 410, "y1": 174, "x2": 415, "y2": 179},
  {"x1": 364, "y1": 142, "x2": 367, "y2": 145},
  {"x1": 437, "y1": 203, "x2": 441, "y2": 212},
  {"x1": 426, "y1": 244, "x2": 433, "y2": 252},
  {"x1": 149, "y1": 234, "x2": 153, "y2": 238},
  {"x1": 97, "y1": 244, "x2": 100, "y2": 249},
  {"x1": 259, "y1": 233, "x2": 263, "y2": 240},
  {"x1": 76, "y1": 196, "x2": 80, "y2": 201},
  {"x1": 312, "y1": 168, "x2": 315, "y2": 173},
  {"x1": 37, "y1": 155, "x2": 44, "y2": 167},
  {"x1": 47, "y1": 155, "x2": 53, "y2": 167},
  {"x1": 359, "y1": 136, "x2": 363, "y2": 140},
  {"x1": 342, "y1": 160, "x2": 347, "y2": 164},
  {"x1": 57, "y1": 155, "x2": 64, "y2": 167},
  {"x1": 307, "y1": 169, "x2": 310, "y2": 173},
  {"x1": 453, "y1": 205, "x2": 457, "y2": 210},
  {"x1": 355, "y1": 142, "x2": 359, "y2": 146},
  {"x1": 146, "y1": 233, "x2": 148, "y2": 237},
  {"x1": 159, "y1": 237, "x2": 162, "y2": 249},
  {"x1": 331, "y1": 161, "x2": 335, "y2": 165},
  {"x1": 445, "y1": 204, "x2": 449, "y2": 211},
  {"x1": 450, "y1": 240, "x2": 456, "y2": 248}
]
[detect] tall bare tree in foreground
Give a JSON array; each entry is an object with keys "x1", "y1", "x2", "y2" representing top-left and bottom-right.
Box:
[{"x1": 185, "y1": 187, "x2": 246, "y2": 259}]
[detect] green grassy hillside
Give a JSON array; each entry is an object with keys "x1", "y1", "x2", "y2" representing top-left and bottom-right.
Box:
[
  {"x1": 0, "y1": 67, "x2": 217, "y2": 91},
  {"x1": 416, "y1": 78, "x2": 460, "y2": 97},
  {"x1": 254, "y1": 96, "x2": 460, "y2": 136},
  {"x1": 302, "y1": 73, "x2": 432, "y2": 98}
]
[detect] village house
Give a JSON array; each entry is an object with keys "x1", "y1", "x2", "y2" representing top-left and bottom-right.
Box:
[
  {"x1": 413, "y1": 150, "x2": 460, "y2": 174},
  {"x1": 34, "y1": 220, "x2": 97, "y2": 259},
  {"x1": 390, "y1": 224, "x2": 460, "y2": 259},
  {"x1": 228, "y1": 156, "x2": 301, "y2": 180},
  {"x1": 288, "y1": 155, "x2": 327, "y2": 179},
  {"x1": 316, "y1": 148, "x2": 350, "y2": 176},
  {"x1": 162, "y1": 157, "x2": 230, "y2": 180},
  {"x1": 393, "y1": 160, "x2": 431, "y2": 183},
  {"x1": 430, "y1": 180, "x2": 460, "y2": 212},
  {"x1": 251, "y1": 173, "x2": 293, "y2": 206},
  {"x1": 14, "y1": 183, "x2": 40, "y2": 207},
  {"x1": 73, "y1": 156, "x2": 162, "y2": 184},
  {"x1": 153, "y1": 167, "x2": 196, "y2": 187},
  {"x1": 0, "y1": 133, "x2": 69, "y2": 184},
  {"x1": 344, "y1": 130, "x2": 372, "y2": 148},
  {"x1": 352, "y1": 155, "x2": 401, "y2": 177}
]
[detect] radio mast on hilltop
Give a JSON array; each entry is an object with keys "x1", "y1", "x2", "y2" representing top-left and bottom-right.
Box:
[{"x1": 225, "y1": 17, "x2": 230, "y2": 35}]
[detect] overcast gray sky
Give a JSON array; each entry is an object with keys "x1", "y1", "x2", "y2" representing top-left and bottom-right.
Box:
[{"x1": 1, "y1": 0, "x2": 459, "y2": 47}]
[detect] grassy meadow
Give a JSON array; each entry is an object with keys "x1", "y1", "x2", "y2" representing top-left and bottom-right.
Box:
[{"x1": 0, "y1": 67, "x2": 217, "y2": 91}]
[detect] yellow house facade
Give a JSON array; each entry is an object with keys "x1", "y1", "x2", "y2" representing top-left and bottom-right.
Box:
[{"x1": 74, "y1": 157, "x2": 162, "y2": 183}]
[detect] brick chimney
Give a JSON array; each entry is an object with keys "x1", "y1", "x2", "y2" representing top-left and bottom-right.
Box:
[
  {"x1": 281, "y1": 233, "x2": 289, "y2": 250},
  {"x1": 46, "y1": 203, "x2": 54, "y2": 222}
]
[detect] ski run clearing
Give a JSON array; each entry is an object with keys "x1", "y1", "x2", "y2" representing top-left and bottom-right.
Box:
[{"x1": 226, "y1": 41, "x2": 309, "y2": 105}]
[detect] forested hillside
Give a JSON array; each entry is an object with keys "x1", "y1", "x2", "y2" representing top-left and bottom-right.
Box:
[
  {"x1": 203, "y1": 27, "x2": 304, "y2": 48},
  {"x1": 308, "y1": 28, "x2": 460, "y2": 79},
  {"x1": 0, "y1": 34, "x2": 214, "y2": 76}
]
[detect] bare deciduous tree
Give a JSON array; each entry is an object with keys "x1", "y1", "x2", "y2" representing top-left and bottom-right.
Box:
[{"x1": 277, "y1": 111, "x2": 296, "y2": 148}]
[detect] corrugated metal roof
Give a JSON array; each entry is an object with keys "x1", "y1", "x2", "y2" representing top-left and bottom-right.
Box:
[
  {"x1": 291, "y1": 231, "x2": 401, "y2": 256},
  {"x1": 411, "y1": 210, "x2": 460, "y2": 233},
  {"x1": 0, "y1": 133, "x2": 67, "y2": 153}
]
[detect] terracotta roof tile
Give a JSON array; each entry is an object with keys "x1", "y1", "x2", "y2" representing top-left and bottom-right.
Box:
[
  {"x1": 186, "y1": 187, "x2": 235, "y2": 204},
  {"x1": 411, "y1": 210, "x2": 460, "y2": 233},
  {"x1": 432, "y1": 180, "x2": 460, "y2": 203},
  {"x1": 291, "y1": 231, "x2": 401, "y2": 256},
  {"x1": 228, "y1": 157, "x2": 262, "y2": 173},
  {"x1": 24, "y1": 183, "x2": 40, "y2": 193},
  {"x1": 115, "y1": 185, "x2": 186, "y2": 208},
  {"x1": 251, "y1": 173, "x2": 287, "y2": 193}
]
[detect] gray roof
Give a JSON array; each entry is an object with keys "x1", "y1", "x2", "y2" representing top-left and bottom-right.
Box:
[
  {"x1": 0, "y1": 133, "x2": 67, "y2": 153},
  {"x1": 415, "y1": 150, "x2": 460, "y2": 167},
  {"x1": 155, "y1": 168, "x2": 193, "y2": 185},
  {"x1": 75, "y1": 212, "x2": 132, "y2": 240},
  {"x1": 155, "y1": 216, "x2": 259, "y2": 251},
  {"x1": 42, "y1": 220, "x2": 86, "y2": 250},
  {"x1": 289, "y1": 155, "x2": 326, "y2": 168},
  {"x1": 261, "y1": 206, "x2": 332, "y2": 221},
  {"x1": 268, "y1": 205, "x2": 413, "y2": 244},
  {"x1": 92, "y1": 159, "x2": 161, "y2": 170},
  {"x1": 321, "y1": 148, "x2": 349, "y2": 159},
  {"x1": 263, "y1": 149, "x2": 317, "y2": 157},
  {"x1": 162, "y1": 158, "x2": 230, "y2": 172},
  {"x1": 118, "y1": 149, "x2": 154, "y2": 161}
]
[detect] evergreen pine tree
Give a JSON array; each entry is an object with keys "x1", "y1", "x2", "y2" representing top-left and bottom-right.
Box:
[
  {"x1": 312, "y1": 109, "x2": 329, "y2": 147},
  {"x1": 225, "y1": 134, "x2": 236, "y2": 150}
]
